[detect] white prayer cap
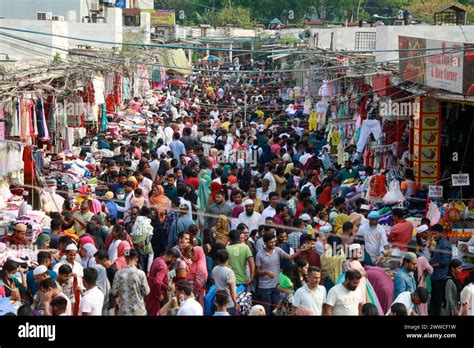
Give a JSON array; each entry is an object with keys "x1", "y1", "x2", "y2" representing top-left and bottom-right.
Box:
[
  {"x1": 66, "y1": 244, "x2": 78, "y2": 251},
  {"x1": 301, "y1": 214, "x2": 311, "y2": 221},
  {"x1": 244, "y1": 199, "x2": 254, "y2": 206},
  {"x1": 417, "y1": 225, "x2": 429, "y2": 234},
  {"x1": 33, "y1": 265, "x2": 48, "y2": 276}
]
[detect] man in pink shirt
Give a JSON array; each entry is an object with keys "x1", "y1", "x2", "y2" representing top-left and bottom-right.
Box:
[{"x1": 388, "y1": 208, "x2": 413, "y2": 252}]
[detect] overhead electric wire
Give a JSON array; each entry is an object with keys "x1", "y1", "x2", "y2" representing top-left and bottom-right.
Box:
[{"x1": 0, "y1": 25, "x2": 469, "y2": 56}]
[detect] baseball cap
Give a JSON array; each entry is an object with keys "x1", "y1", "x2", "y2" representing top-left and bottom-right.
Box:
[{"x1": 33, "y1": 265, "x2": 48, "y2": 276}]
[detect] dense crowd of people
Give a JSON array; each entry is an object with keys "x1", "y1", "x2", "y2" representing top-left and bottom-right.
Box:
[{"x1": 0, "y1": 66, "x2": 473, "y2": 317}]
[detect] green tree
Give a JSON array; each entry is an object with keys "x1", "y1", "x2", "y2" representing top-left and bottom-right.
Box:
[
  {"x1": 215, "y1": 6, "x2": 254, "y2": 28},
  {"x1": 407, "y1": 0, "x2": 474, "y2": 23}
]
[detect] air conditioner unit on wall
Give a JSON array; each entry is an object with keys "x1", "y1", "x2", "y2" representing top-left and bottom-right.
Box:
[{"x1": 45, "y1": 12, "x2": 53, "y2": 20}]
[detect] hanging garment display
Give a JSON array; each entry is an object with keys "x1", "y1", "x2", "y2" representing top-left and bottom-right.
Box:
[
  {"x1": 0, "y1": 142, "x2": 24, "y2": 177},
  {"x1": 92, "y1": 73, "x2": 105, "y2": 105},
  {"x1": 308, "y1": 111, "x2": 318, "y2": 132},
  {"x1": 356, "y1": 119, "x2": 382, "y2": 153}
]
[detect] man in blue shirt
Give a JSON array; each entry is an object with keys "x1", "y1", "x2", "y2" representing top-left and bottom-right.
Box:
[
  {"x1": 429, "y1": 224, "x2": 452, "y2": 315},
  {"x1": 393, "y1": 252, "x2": 418, "y2": 299},
  {"x1": 169, "y1": 132, "x2": 186, "y2": 160},
  {"x1": 26, "y1": 251, "x2": 57, "y2": 296}
]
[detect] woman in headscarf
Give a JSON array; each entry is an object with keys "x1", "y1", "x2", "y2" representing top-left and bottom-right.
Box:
[
  {"x1": 321, "y1": 235, "x2": 346, "y2": 291},
  {"x1": 93, "y1": 262, "x2": 111, "y2": 316},
  {"x1": 149, "y1": 185, "x2": 170, "y2": 222},
  {"x1": 90, "y1": 199, "x2": 102, "y2": 215},
  {"x1": 34, "y1": 233, "x2": 51, "y2": 250},
  {"x1": 79, "y1": 243, "x2": 98, "y2": 268},
  {"x1": 333, "y1": 213, "x2": 349, "y2": 235},
  {"x1": 198, "y1": 175, "x2": 212, "y2": 212},
  {"x1": 211, "y1": 215, "x2": 230, "y2": 245},
  {"x1": 183, "y1": 244, "x2": 208, "y2": 307},
  {"x1": 348, "y1": 212, "x2": 362, "y2": 235},
  {"x1": 128, "y1": 176, "x2": 139, "y2": 189},
  {"x1": 113, "y1": 241, "x2": 131, "y2": 271}
]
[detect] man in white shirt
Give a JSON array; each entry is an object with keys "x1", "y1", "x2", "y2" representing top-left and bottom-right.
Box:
[
  {"x1": 260, "y1": 193, "x2": 279, "y2": 224},
  {"x1": 164, "y1": 125, "x2": 174, "y2": 145},
  {"x1": 356, "y1": 211, "x2": 389, "y2": 261},
  {"x1": 256, "y1": 179, "x2": 271, "y2": 204},
  {"x1": 79, "y1": 268, "x2": 104, "y2": 316},
  {"x1": 292, "y1": 266, "x2": 326, "y2": 315},
  {"x1": 323, "y1": 270, "x2": 364, "y2": 316},
  {"x1": 200, "y1": 128, "x2": 215, "y2": 157},
  {"x1": 238, "y1": 199, "x2": 262, "y2": 232},
  {"x1": 387, "y1": 288, "x2": 429, "y2": 316},
  {"x1": 148, "y1": 152, "x2": 160, "y2": 181},
  {"x1": 300, "y1": 173, "x2": 319, "y2": 199},
  {"x1": 263, "y1": 165, "x2": 277, "y2": 193},
  {"x1": 53, "y1": 244, "x2": 84, "y2": 289},
  {"x1": 176, "y1": 280, "x2": 203, "y2": 316},
  {"x1": 136, "y1": 171, "x2": 153, "y2": 197}
]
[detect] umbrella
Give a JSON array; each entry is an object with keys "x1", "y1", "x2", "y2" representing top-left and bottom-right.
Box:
[
  {"x1": 168, "y1": 79, "x2": 187, "y2": 87},
  {"x1": 202, "y1": 55, "x2": 220, "y2": 62}
]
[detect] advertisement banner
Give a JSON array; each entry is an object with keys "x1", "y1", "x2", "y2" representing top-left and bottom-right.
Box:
[
  {"x1": 425, "y1": 40, "x2": 464, "y2": 94},
  {"x1": 150, "y1": 10, "x2": 176, "y2": 26},
  {"x1": 399, "y1": 37, "x2": 473, "y2": 95}
]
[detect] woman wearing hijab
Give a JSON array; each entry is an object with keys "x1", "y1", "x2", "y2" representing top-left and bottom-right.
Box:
[
  {"x1": 321, "y1": 235, "x2": 346, "y2": 291},
  {"x1": 113, "y1": 241, "x2": 131, "y2": 271},
  {"x1": 441, "y1": 259, "x2": 463, "y2": 316},
  {"x1": 348, "y1": 212, "x2": 362, "y2": 235},
  {"x1": 333, "y1": 213, "x2": 349, "y2": 235},
  {"x1": 80, "y1": 243, "x2": 98, "y2": 268},
  {"x1": 183, "y1": 245, "x2": 208, "y2": 306},
  {"x1": 211, "y1": 215, "x2": 230, "y2": 245},
  {"x1": 34, "y1": 233, "x2": 51, "y2": 250},
  {"x1": 198, "y1": 175, "x2": 212, "y2": 212},
  {"x1": 93, "y1": 262, "x2": 111, "y2": 316},
  {"x1": 149, "y1": 185, "x2": 171, "y2": 222}
]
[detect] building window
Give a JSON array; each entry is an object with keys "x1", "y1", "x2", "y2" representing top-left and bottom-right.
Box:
[{"x1": 355, "y1": 32, "x2": 376, "y2": 51}]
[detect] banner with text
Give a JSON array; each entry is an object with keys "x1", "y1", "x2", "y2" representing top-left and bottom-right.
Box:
[{"x1": 399, "y1": 37, "x2": 473, "y2": 95}]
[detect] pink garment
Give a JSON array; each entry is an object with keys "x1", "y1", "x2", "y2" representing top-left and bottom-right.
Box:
[
  {"x1": 113, "y1": 241, "x2": 131, "y2": 270},
  {"x1": 271, "y1": 144, "x2": 281, "y2": 154},
  {"x1": 79, "y1": 235, "x2": 95, "y2": 247},
  {"x1": 90, "y1": 199, "x2": 102, "y2": 214},
  {"x1": 416, "y1": 256, "x2": 433, "y2": 316},
  {"x1": 186, "y1": 246, "x2": 208, "y2": 304}
]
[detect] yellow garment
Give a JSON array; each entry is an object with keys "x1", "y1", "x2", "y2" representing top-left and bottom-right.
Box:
[
  {"x1": 213, "y1": 215, "x2": 230, "y2": 244},
  {"x1": 264, "y1": 117, "x2": 273, "y2": 129},
  {"x1": 284, "y1": 163, "x2": 294, "y2": 176},
  {"x1": 308, "y1": 111, "x2": 318, "y2": 132},
  {"x1": 333, "y1": 213, "x2": 349, "y2": 235},
  {"x1": 221, "y1": 121, "x2": 230, "y2": 131},
  {"x1": 306, "y1": 225, "x2": 314, "y2": 236},
  {"x1": 321, "y1": 245, "x2": 346, "y2": 284},
  {"x1": 206, "y1": 86, "x2": 214, "y2": 95},
  {"x1": 330, "y1": 130, "x2": 341, "y2": 147},
  {"x1": 337, "y1": 141, "x2": 345, "y2": 166},
  {"x1": 255, "y1": 110, "x2": 264, "y2": 119}
]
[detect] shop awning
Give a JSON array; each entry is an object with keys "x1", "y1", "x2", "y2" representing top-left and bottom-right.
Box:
[
  {"x1": 123, "y1": 8, "x2": 141, "y2": 16},
  {"x1": 155, "y1": 48, "x2": 192, "y2": 76}
]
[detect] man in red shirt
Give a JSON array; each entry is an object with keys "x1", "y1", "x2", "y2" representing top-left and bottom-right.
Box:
[
  {"x1": 388, "y1": 208, "x2": 413, "y2": 252},
  {"x1": 296, "y1": 234, "x2": 321, "y2": 268}
]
